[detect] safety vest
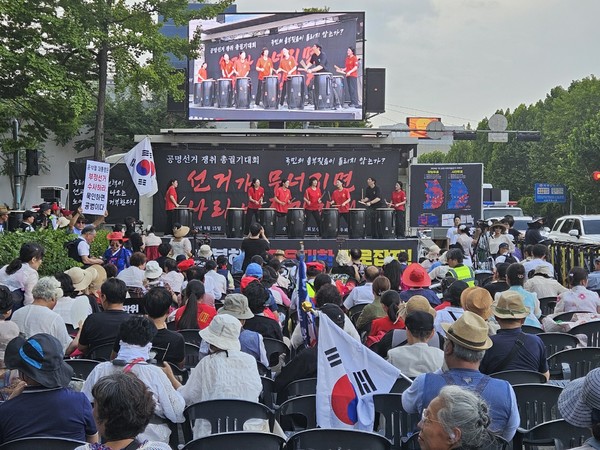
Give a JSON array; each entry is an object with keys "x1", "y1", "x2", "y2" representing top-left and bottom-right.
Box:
[{"x1": 448, "y1": 265, "x2": 475, "y2": 287}]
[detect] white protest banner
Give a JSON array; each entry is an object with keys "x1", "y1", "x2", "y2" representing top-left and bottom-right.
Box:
[{"x1": 81, "y1": 160, "x2": 110, "y2": 215}]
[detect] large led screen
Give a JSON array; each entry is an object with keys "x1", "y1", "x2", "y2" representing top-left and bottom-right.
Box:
[{"x1": 188, "y1": 12, "x2": 365, "y2": 122}]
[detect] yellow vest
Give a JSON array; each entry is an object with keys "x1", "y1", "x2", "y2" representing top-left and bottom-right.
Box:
[{"x1": 448, "y1": 265, "x2": 475, "y2": 287}]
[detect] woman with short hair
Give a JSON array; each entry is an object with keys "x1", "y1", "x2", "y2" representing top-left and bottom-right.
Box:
[{"x1": 0, "y1": 242, "x2": 44, "y2": 308}]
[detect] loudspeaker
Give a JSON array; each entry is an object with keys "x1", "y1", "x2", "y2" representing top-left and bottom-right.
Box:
[
  {"x1": 365, "y1": 68, "x2": 385, "y2": 113},
  {"x1": 26, "y1": 150, "x2": 39, "y2": 176},
  {"x1": 167, "y1": 68, "x2": 187, "y2": 114}
]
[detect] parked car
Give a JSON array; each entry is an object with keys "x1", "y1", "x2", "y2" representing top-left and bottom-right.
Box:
[
  {"x1": 482, "y1": 206, "x2": 524, "y2": 220},
  {"x1": 548, "y1": 215, "x2": 600, "y2": 244}
]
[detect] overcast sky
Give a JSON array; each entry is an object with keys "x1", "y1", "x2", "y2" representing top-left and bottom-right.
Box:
[{"x1": 233, "y1": 0, "x2": 600, "y2": 128}]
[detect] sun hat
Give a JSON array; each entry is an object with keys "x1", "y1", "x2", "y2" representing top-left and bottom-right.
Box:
[
  {"x1": 490, "y1": 221, "x2": 508, "y2": 231},
  {"x1": 86, "y1": 265, "x2": 107, "y2": 291},
  {"x1": 426, "y1": 244, "x2": 441, "y2": 259},
  {"x1": 65, "y1": 267, "x2": 95, "y2": 292},
  {"x1": 402, "y1": 263, "x2": 432, "y2": 288},
  {"x1": 0, "y1": 321, "x2": 20, "y2": 369},
  {"x1": 336, "y1": 250, "x2": 352, "y2": 266},
  {"x1": 145, "y1": 261, "x2": 163, "y2": 280},
  {"x1": 400, "y1": 295, "x2": 436, "y2": 319},
  {"x1": 273, "y1": 249, "x2": 285, "y2": 258},
  {"x1": 533, "y1": 265, "x2": 554, "y2": 277},
  {"x1": 198, "y1": 244, "x2": 212, "y2": 259},
  {"x1": 0, "y1": 206, "x2": 9, "y2": 215},
  {"x1": 173, "y1": 225, "x2": 190, "y2": 238},
  {"x1": 460, "y1": 287, "x2": 493, "y2": 320},
  {"x1": 177, "y1": 259, "x2": 195, "y2": 271},
  {"x1": 56, "y1": 217, "x2": 70, "y2": 229},
  {"x1": 218, "y1": 294, "x2": 254, "y2": 320},
  {"x1": 245, "y1": 263, "x2": 263, "y2": 278},
  {"x1": 4, "y1": 333, "x2": 73, "y2": 388},
  {"x1": 442, "y1": 311, "x2": 493, "y2": 351},
  {"x1": 106, "y1": 231, "x2": 128, "y2": 242},
  {"x1": 558, "y1": 368, "x2": 600, "y2": 428},
  {"x1": 405, "y1": 311, "x2": 434, "y2": 332},
  {"x1": 492, "y1": 291, "x2": 530, "y2": 320},
  {"x1": 199, "y1": 314, "x2": 242, "y2": 351}
]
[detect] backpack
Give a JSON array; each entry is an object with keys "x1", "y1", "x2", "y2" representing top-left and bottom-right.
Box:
[{"x1": 64, "y1": 238, "x2": 83, "y2": 263}]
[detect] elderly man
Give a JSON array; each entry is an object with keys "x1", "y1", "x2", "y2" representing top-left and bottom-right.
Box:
[
  {"x1": 343, "y1": 265, "x2": 379, "y2": 310},
  {"x1": 78, "y1": 225, "x2": 104, "y2": 266},
  {"x1": 402, "y1": 311, "x2": 520, "y2": 442}
]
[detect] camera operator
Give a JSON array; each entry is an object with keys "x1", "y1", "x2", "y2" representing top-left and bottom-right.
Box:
[{"x1": 472, "y1": 219, "x2": 493, "y2": 270}]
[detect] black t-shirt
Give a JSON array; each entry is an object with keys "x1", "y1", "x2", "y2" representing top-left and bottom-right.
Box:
[
  {"x1": 365, "y1": 185, "x2": 383, "y2": 208},
  {"x1": 112, "y1": 328, "x2": 185, "y2": 367},
  {"x1": 79, "y1": 310, "x2": 132, "y2": 354},
  {"x1": 241, "y1": 238, "x2": 270, "y2": 271},
  {"x1": 309, "y1": 51, "x2": 329, "y2": 72},
  {"x1": 273, "y1": 347, "x2": 317, "y2": 393},
  {"x1": 485, "y1": 281, "x2": 510, "y2": 298},
  {"x1": 244, "y1": 315, "x2": 283, "y2": 341}
]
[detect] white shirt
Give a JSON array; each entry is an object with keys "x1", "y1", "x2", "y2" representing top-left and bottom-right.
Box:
[
  {"x1": 447, "y1": 226, "x2": 459, "y2": 245},
  {"x1": 387, "y1": 342, "x2": 445, "y2": 378},
  {"x1": 53, "y1": 295, "x2": 93, "y2": 326},
  {"x1": 83, "y1": 362, "x2": 185, "y2": 443},
  {"x1": 343, "y1": 283, "x2": 374, "y2": 310},
  {"x1": 524, "y1": 276, "x2": 568, "y2": 299},
  {"x1": 169, "y1": 238, "x2": 192, "y2": 259},
  {"x1": 488, "y1": 234, "x2": 515, "y2": 255},
  {"x1": 0, "y1": 263, "x2": 38, "y2": 305},
  {"x1": 291, "y1": 315, "x2": 360, "y2": 349},
  {"x1": 77, "y1": 239, "x2": 91, "y2": 258},
  {"x1": 117, "y1": 266, "x2": 146, "y2": 288},
  {"x1": 11, "y1": 304, "x2": 72, "y2": 353},
  {"x1": 160, "y1": 271, "x2": 184, "y2": 294},
  {"x1": 204, "y1": 270, "x2": 227, "y2": 300},
  {"x1": 522, "y1": 259, "x2": 555, "y2": 278}
]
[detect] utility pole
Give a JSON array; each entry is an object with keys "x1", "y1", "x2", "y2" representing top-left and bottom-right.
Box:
[{"x1": 12, "y1": 119, "x2": 21, "y2": 210}]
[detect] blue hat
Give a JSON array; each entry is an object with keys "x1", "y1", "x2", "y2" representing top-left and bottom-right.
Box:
[{"x1": 245, "y1": 263, "x2": 263, "y2": 278}]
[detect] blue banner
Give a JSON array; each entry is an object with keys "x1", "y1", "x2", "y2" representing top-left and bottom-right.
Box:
[{"x1": 534, "y1": 183, "x2": 567, "y2": 203}]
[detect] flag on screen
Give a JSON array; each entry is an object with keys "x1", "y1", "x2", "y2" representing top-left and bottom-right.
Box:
[
  {"x1": 124, "y1": 137, "x2": 158, "y2": 197},
  {"x1": 297, "y1": 251, "x2": 317, "y2": 348},
  {"x1": 316, "y1": 312, "x2": 401, "y2": 430}
]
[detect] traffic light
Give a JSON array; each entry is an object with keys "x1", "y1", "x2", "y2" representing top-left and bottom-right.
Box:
[{"x1": 593, "y1": 171, "x2": 600, "y2": 182}]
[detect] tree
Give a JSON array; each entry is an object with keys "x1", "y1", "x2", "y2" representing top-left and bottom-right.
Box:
[{"x1": 417, "y1": 151, "x2": 447, "y2": 164}]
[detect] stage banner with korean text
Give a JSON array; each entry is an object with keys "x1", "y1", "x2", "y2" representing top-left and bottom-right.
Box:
[
  {"x1": 152, "y1": 145, "x2": 401, "y2": 234},
  {"x1": 69, "y1": 162, "x2": 139, "y2": 224}
]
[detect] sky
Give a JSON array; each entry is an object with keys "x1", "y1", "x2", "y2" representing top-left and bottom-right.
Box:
[{"x1": 233, "y1": 0, "x2": 600, "y2": 128}]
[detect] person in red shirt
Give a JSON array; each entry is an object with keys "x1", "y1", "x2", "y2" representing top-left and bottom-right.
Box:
[
  {"x1": 331, "y1": 179, "x2": 351, "y2": 233},
  {"x1": 303, "y1": 177, "x2": 322, "y2": 235},
  {"x1": 272, "y1": 178, "x2": 292, "y2": 231},
  {"x1": 366, "y1": 290, "x2": 405, "y2": 347},
  {"x1": 233, "y1": 51, "x2": 251, "y2": 78},
  {"x1": 174, "y1": 280, "x2": 216, "y2": 330},
  {"x1": 197, "y1": 62, "x2": 208, "y2": 82},
  {"x1": 335, "y1": 47, "x2": 360, "y2": 107},
  {"x1": 276, "y1": 48, "x2": 297, "y2": 107},
  {"x1": 164, "y1": 179, "x2": 179, "y2": 234},
  {"x1": 255, "y1": 48, "x2": 274, "y2": 106},
  {"x1": 387, "y1": 181, "x2": 407, "y2": 238},
  {"x1": 220, "y1": 53, "x2": 234, "y2": 79},
  {"x1": 244, "y1": 178, "x2": 264, "y2": 234}
]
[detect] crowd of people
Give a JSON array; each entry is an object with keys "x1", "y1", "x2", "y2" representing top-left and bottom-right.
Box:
[{"x1": 1, "y1": 210, "x2": 600, "y2": 449}]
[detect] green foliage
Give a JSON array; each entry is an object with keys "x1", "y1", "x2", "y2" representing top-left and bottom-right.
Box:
[
  {"x1": 417, "y1": 151, "x2": 447, "y2": 164},
  {"x1": 0, "y1": 229, "x2": 108, "y2": 277}
]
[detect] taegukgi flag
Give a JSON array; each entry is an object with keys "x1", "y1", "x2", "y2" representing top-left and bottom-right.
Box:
[
  {"x1": 316, "y1": 312, "x2": 401, "y2": 430},
  {"x1": 124, "y1": 137, "x2": 158, "y2": 197}
]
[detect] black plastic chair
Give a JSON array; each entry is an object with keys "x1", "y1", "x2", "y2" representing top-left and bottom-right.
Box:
[
  {"x1": 490, "y1": 370, "x2": 547, "y2": 385},
  {"x1": 260, "y1": 376, "x2": 275, "y2": 409},
  {"x1": 349, "y1": 303, "x2": 368, "y2": 326},
  {"x1": 553, "y1": 310, "x2": 591, "y2": 322},
  {"x1": 181, "y1": 431, "x2": 285, "y2": 450},
  {"x1": 537, "y1": 332, "x2": 579, "y2": 357},
  {"x1": 519, "y1": 418, "x2": 591, "y2": 449},
  {"x1": 182, "y1": 399, "x2": 274, "y2": 443},
  {"x1": 0, "y1": 437, "x2": 86, "y2": 449},
  {"x1": 167, "y1": 361, "x2": 190, "y2": 384},
  {"x1": 87, "y1": 342, "x2": 115, "y2": 362},
  {"x1": 390, "y1": 374, "x2": 413, "y2": 394},
  {"x1": 512, "y1": 383, "x2": 564, "y2": 430},
  {"x1": 262, "y1": 337, "x2": 289, "y2": 368},
  {"x1": 569, "y1": 320, "x2": 600, "y2": 347},
  {"x1": 538, "y1": 297, "x2": 557, "y2": 316},
  {"x1": 287, "y1": 428, "x2": 392, "y2": 450},
  {"x1": 521, "y1": 325, "x2": 544, "y2": 335},
  {"x1": 276, "y1": 394, "x2": 317, "y2": 432},
  {"x1": 64, "y1": 358, "x2": 99, "y2": 380},
  {"x1": 373, "y1": 393, "x2": 419, "y2": 450},
  {"x1": 279, "y1": 377, "x2": 317, "y2": 404},
  {"x1": 184, "y1": 342, "x2": 201, "y2": 370},
  {"x1": 178, "y1": 328, "x2": 202, "y2": 346},
  {"x1": 547, "y1": 347, "x2": 600, "y2": 380}
]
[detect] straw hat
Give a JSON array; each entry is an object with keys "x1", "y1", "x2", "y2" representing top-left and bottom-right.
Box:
[
  {"x1": 199, "y1": 314, "x2": 242, "y2": 351},
  {"x1": 402, "y1": 263, "x2": 431, "y2": 288},
  {"x1": 442, "y1": 311, "x2": 493, "y2": 351},
  {"x1": 492, "y1": 291, "x2": 530, "y2": 320},
  {"x1": 173, "y1": 225, "x2": 190, "y2": 238},
  {"x1": 490, "y1": 221, "x2": 508, "y2": 231},
  {"x1": 56, "y1": 217, "x2": 70, "y2": 229},
  {"x1": 400, "y1": 295, "x2": 436, "y2": 319},
  {"x1": 65, "y1": 267, "x2": 95, "y2": 292},
  {"x1": 86, "y1": 265, "x2": 107, "y2": 291},
  {"x1": 460, "y1": 287, "x2": 493, "y2": 320}
]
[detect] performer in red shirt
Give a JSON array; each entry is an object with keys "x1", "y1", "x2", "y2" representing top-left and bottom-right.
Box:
[
  {"x1": 277, "y1": 48, "x2": 297, "y2": 107},
  {"x1": 255, "y1": 48, "x2": 274, "y2": 106},
  {"x1": 331, "y1": 179, "x2": 351, "y2": 232},
  {"x1": 272, "y1": 178, "x2": 292, "y2": 230},
  {"x1": 303, "y1": 177, "x2": 323, "y2": 235},
  {"x1": 244, "y1": 178, "x2": 265, "y2": 234},
  {"x1": 335, "y1": 47, "x2": 360, "y2": 107},
  {"x1": 233, "y1": 51, "x2": 251, "y2": 78},
  {"x1": 197, "y1": 62, "x2": 208, "y2": 82},
  {"x1": 164, "y1": 179, "x2": 179, "y2": 234},
  {"x1": 220, "y1": 53, "x2": 234, "y2": 79},
  {"x1": 387, "y1": 181, "x2": 407, "y2": 238}
]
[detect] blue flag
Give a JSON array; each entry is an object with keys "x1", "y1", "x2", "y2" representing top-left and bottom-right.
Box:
[{"x1": 297, "y1": 252, "x2": 317, "y2": 347}]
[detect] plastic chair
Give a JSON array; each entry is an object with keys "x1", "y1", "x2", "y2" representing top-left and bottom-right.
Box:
[
  {"x1": 276, "y1": 394, "x2": 317, "y2": 432},
  {"x1": 537, "y1": 332, "x2": 579, "y2": 357},
  {"x1": 260, "y1": 376, "x2": 275, "y2": 409},
  {"x1": 373, "y1": 393, "x2": 419, "y2": 450},
  {"x1": 349, "y1": 304, "x2": 368, "y2": 326},
  {"x1": 87, "y1": 342, "x2": 115, "y2": 362},
  {"x1": 287, "y1": 428, "x2": 392, "y2": 450},
  {"x1": 553, "y1": 310, "x2": 591, "y2": 322},
  {"x1": 178, "y1": 329, "x2": 202, "y2": 346},
  {"x1": 547, "y1": 347, "x2": 600, "y2": 380},
  {"x1": 0, "y1": 437, "x2": 86, "y2": 449},
  {"x1": 64, "y1": 358, "x2": 99, "y2": 381},
  {"x1": 569, "y1": 320, "x2": 600, "y2": 347},
  {"x1": 184, "y1": 342, "x2": 201, "y2": 370},
  {"x1": 279, "y1": 377, "x2": 317, "y2": 404},
  {"x1": 521, "y1": 325, "x2": 544, "y2": 335},
  {"x1": 518, "y1": 418, "x2": 591, "y2": 449},
  {"x1": 512, "y1": 383, "x2": 563, "y2": 430},
  {"x1": 167, "y1": 361, "x2": 190, "y2": 384},
  {"x1": 262, "y1": 337, "x2": 289, "y2": 368},
  {"x1": 181, "y1": 431, "x2": 285, "y2": 450},
  {"x1": 182, "y1": 399, "x2": 274, "y2": 443},
  {"x1": 490, "y1": 370, "x2": 547, "y2": 385},
  {"x1": 538, "y1": 297, "x2": 557, "y2": 316},
  {"x1": 390, "y1": 374, "x2": 413, "y2": 394}
]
